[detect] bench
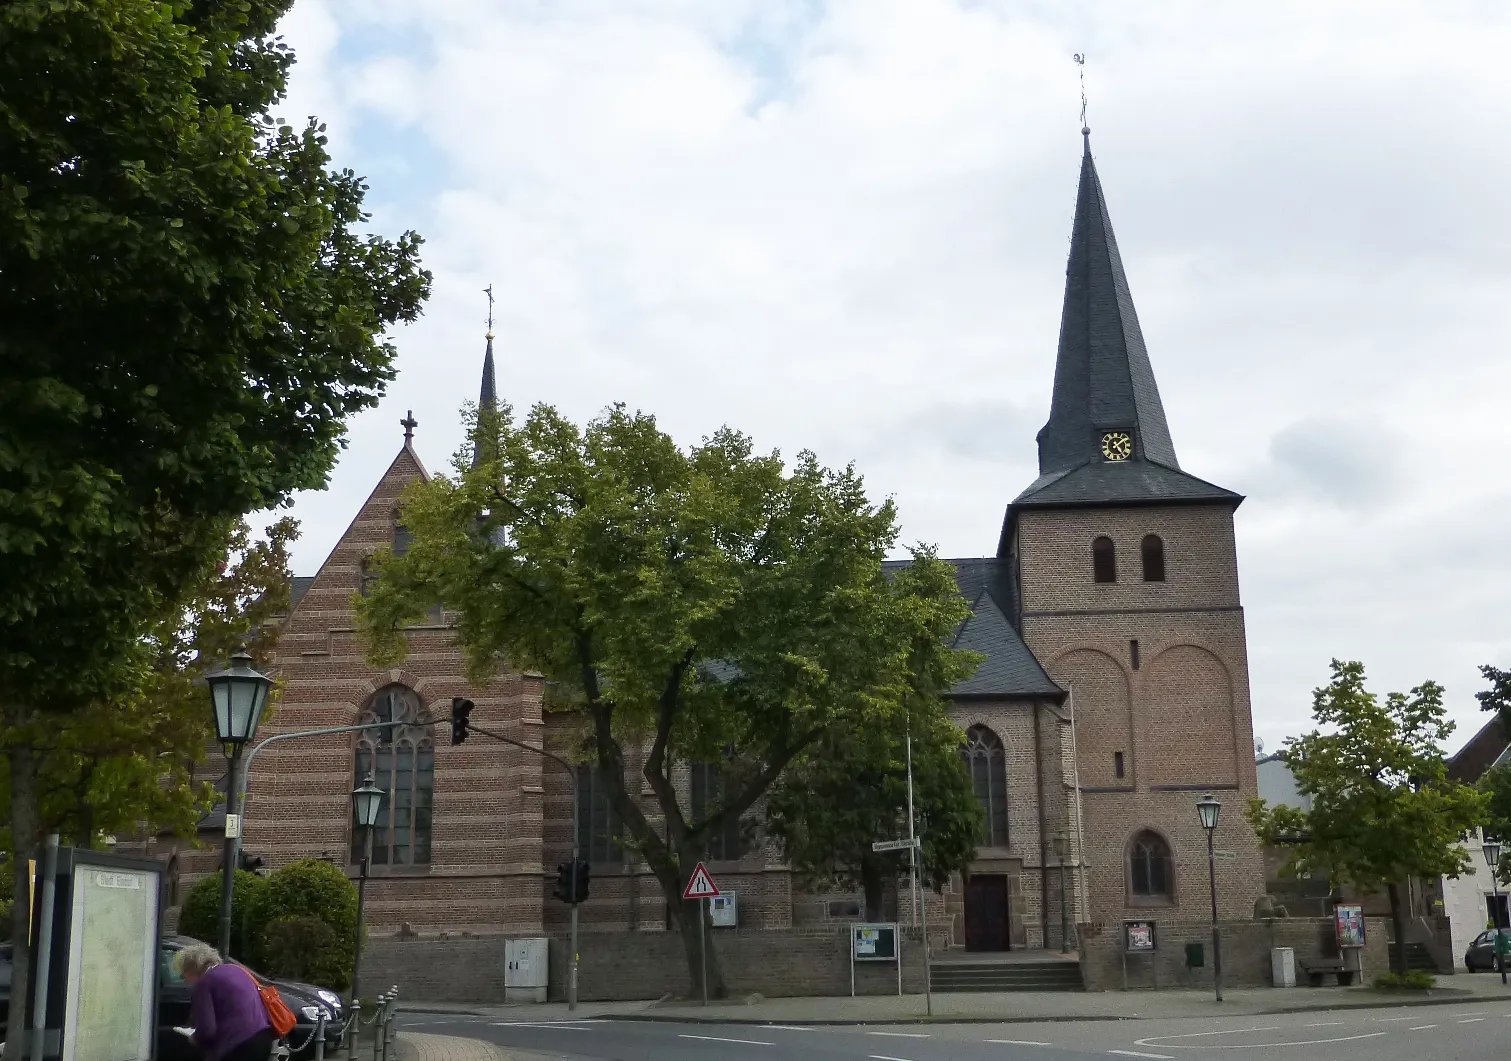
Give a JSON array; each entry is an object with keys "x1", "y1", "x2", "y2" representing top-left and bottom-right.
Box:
[{"x1": 1297, "y1": 958, "x2": 1358, "y2": 986}]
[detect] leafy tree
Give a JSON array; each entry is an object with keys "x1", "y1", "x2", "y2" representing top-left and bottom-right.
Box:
[
  {"x1": 356, "y1": 403, "x2": 974, "y2": 997},
  {"x1": 1478, "y1": 763, "x2": 1511, "y2": 886},
  {"x1": 1474, "y1": 664, "x2": 1511, "y2": 729},
  {"x1": 257, "y1": 858, "x2": 358, "y2": 988},
  {"x1": 767, "y1": 711, "x2": 982, "y2": 920},
  {"x1": 178, "y1": 868, "x2": 270, "y2": 963},
  {"x1": 0, "y1": 0, "x2": 428, "y2": 1043},
  {"x1": 1247, "y1": 660, "x2": 1488, "y2": 974}
]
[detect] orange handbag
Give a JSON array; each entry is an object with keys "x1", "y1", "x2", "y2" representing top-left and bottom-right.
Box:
[{"x1": 238, "y1": 966, "x2": 298, "y2": 1037}]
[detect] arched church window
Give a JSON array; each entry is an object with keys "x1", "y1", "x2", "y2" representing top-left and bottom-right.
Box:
[
  {"x1": 961, "y1": 724, "x2": 1009, "y2": 847},
  {"x1": 1141, "y1": 534, "x2": 1166, "y2": 582},
  {"x1": 691, "y1": 761, "x2": 744, "y2": 861},
  {"x1": 393, "y1": 509, "x2": 413, "y2": 557},
  {"x1": 576, "y1": 764, "x2": 624, "y2": 864},
  {"x1": 1129, "y1": 830, "x2": 1173, "y2": 899},
  {"x1": 358, "y1": 555, "x2": 378, "y2": 597},
  {"x1": 352, "y1": 685, "x2": 434, "y2": 866},
  {"x1": 1092, "y1": 536, "x2": 1117, "y2": 583}
]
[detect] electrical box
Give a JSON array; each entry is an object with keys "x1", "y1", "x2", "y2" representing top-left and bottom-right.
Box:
[
  {"x1": 504, "y1": 937, "x2": 549, "y2": 1002},
  {"x1": 709, "y1": 893, "x2": 739, "y2": 928}
]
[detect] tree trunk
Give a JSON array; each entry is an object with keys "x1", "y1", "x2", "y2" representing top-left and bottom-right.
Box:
[
  {"x1": 670, "y1": 888, "x2": 726, "y2": 1000},
  {"x1": 1387, "y1": 880, "x2": 1408, "y2": 976},
  {"x1": 861, "y1": 854, "x2": 886, "y2": 922},
  {"x1": 76, "y1": 766, "x2": 95, "y2": 848},
  {"x1": 4, "y1": 741, "x2": 40, "y2": 1057}
]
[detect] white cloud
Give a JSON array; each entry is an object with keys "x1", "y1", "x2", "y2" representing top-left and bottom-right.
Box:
[{"x1": 265, "y1": 0, "x2": 1511, "y2": 754}]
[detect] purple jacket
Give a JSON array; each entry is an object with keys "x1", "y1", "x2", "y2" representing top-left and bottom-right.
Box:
[{"x1": 190, "y1": 963, "x2": 272, "y2": 1061}]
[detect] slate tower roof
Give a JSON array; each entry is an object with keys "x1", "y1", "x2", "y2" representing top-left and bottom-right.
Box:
[
  {"x1": 472, "y1": 328, "x2": 498, "y2": 468},
  {"x1": 1010, "y1": 135, "x2": 1241, "y2": 516}
]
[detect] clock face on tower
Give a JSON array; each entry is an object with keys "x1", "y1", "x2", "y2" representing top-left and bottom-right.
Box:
[{"x1": 1101, "y1": 431, "x2": 1133, "y2": 461}]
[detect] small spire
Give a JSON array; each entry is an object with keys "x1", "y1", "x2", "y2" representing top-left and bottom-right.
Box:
[
  {"x1": 474, "y1": 287, "x2": 499, "y2": 468},
  {"x1": 401, "y1": 409, "x2": 418, "y2": 445}
]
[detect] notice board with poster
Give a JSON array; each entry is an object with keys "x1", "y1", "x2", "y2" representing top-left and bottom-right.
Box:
[
  {"x1": 849, "y1": 922, "x2": 902, "y2": 997},
  {"x1": 1121, "y1": 919, "x2": 1158, "y2": 991},
  {"x1": 1334, "y1": 904, "x2": 1366, "y2": 949},
  {"x1": 31, "y1": 847, "x2": 163, "y2": 1061}
]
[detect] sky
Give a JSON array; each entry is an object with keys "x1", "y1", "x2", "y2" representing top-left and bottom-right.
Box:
[{"x1": 262, "y1": 0, "x2": 1511, "y2": 755}]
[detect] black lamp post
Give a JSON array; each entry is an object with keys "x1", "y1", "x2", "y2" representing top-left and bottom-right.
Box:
[
  {"x1": 1484, "y1": 835, "x2": 1506, "y2": 984},
  {"x1": 206, "y1": 648, "x2": 272, "y2": 958},
  {"x1": 350, "y1": 773, "x2": 385, "y2": 1005},
  {"x1": 1197, "y1": 792, "x2": 1223, "y2": 1002},
  {"x1": 1054, "y1": 831, "x2": 1072, "y2": 953}
]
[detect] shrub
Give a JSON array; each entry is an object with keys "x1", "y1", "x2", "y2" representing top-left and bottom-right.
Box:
[
  {"x1": 1374, "y1": 970, "x2": 1436, "y2": 990},
  {"x1": 258, "y1": 859, "x2": 358, "y2": 989},
  {"x1": 177, "y1": 870, "x2": 269, "y2": 963},
  {"x1": 262, "y1": 915, "x2": 348, "y2": 989}
]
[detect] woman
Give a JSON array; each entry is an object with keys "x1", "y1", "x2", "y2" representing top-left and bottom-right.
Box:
[{"x1": 172, "y1": 943, "x2": 275, "y2": 1061}]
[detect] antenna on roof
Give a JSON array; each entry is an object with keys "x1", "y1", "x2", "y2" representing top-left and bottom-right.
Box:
[
  {"x1": 1073, "y1": 52, "x2": 1089, "y2": 139},
  {"x1": 484, "y1": 283, "x2": 495, "y2": 341}
]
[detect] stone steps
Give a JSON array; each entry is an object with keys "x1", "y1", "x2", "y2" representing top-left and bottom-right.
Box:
[{"x1": 930, "y1": 958, "x2": 1084, "y2": 992}]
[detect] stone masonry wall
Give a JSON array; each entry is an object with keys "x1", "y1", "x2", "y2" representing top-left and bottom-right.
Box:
[{"x1": 1077, "y1": 917, "x2": 1392, "y2": 990}]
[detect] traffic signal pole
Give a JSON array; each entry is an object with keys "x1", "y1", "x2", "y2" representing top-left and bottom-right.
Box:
[{"x1": 458, "y1": 712, "x2": 581, "y2": 1011}]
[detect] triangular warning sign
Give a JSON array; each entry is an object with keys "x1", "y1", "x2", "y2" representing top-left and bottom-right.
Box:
[{"x1": 682, "y1": 861, "x2": 721, "y2": 899}]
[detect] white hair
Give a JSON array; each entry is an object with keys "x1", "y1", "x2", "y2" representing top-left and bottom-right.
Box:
[{"x1": 173, "y1": 942, "x2": 223, "y2": 979}]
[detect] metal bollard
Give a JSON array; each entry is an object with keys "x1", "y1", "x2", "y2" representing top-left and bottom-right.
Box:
[
  {"x1": 315, "y1": 1014, "x2": 327, "y2": 1061},
  {"x1": 380, "y1": 988, "x2": 399, "y2": 1061},
  {"x1": 371, "y1": 994, "x2": 386, "y2": 1061},
  {"x1": 346, "y1": 999, "x2": 361, "y2": 1061}
]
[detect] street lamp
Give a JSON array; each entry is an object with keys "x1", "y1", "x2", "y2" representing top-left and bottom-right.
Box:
[
  {"x1": 350, "y1": 773, "x2": 385, "y2": 1006},
  {"x1": 206, "y1": 648, "x2": 272, "y2": 958},
  {"x1": 1483, "y1": 836, "x2": 1506, "y2": 984},
  {"x1": 1054, "y1": 831, "x2": 1072, "y2": 954},
  {"x1": 1196, "y1": 792, "x2": 1223, "y2": 1002}
]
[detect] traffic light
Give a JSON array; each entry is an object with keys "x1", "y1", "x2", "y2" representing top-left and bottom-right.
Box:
[
  {"x1": 552, "y1": 859, "x2": 591, "y2": 904},
  {"x1": 450, "y1": 697, "x2": 474, "y2": 745}
]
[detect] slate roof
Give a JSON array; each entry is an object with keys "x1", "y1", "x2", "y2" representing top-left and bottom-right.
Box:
[
  {"x1": 291, "y1": 575, "x2": 315, "y2": 607},
  {"x1": 473, "y1": 332, "x2": 498, "y2": 468},
  {"x1": 1448, "y1": 714, "x2": 1511, "y2": 783},
  {"x1": 1004, "y1": 135, "x2": 1241, "y2": 518},
  {"x1": 884, "y1": 557, "x2": 1063, "y2": 701}
]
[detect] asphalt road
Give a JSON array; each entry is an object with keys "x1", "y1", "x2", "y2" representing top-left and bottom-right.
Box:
[{"x1": 399, "y1": 997, "x2": 1509, "y2": 1061}]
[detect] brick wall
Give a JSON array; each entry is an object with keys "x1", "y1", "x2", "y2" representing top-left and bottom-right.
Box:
[
  {"x1": 364, "y1": 925, "x2": 948, "y2": 1003},
  {"x1": 1077, "y1": 917, "x2": 1392, "y2": 990}
]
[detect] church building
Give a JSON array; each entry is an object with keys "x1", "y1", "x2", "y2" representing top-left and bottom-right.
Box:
[{"x1": 227, "y1": 132, "x2": 1265, "y2": 969}]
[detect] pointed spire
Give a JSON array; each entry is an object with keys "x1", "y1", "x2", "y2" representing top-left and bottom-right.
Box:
[
  {"x1": 473, "y1": 286, "x2": 498, "y2": 468},
  {"x1": 1034, "y1": 139, "x2": 1180, "y2": 477}
]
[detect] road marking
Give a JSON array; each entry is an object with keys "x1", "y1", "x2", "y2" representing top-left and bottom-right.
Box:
[
  {"x1": 1303, "y1": 1021, "x2": 1344, "y2": 1027},
  {"x1": 986, "y1": 1040, "x2": 1052, "y2": 1047},
  {"x1": 765, "y1": 1025, "x2": 815, "y2": 1031},
  {"x1": 680, "y1": 1034, "x2": 775, "y2": 1046},
  {"x1": 1410, "y1": 1025, "x2": 1437, "y2": 1031},
  {"x1": 869, "y1": 1055, "x2": 918, "y2": 1061},
  {"x1": 1135, "y1": 1028, "x2": 1386, "y2": 1050},
  {"x1": 1459, "y1": 1018, "x2": 1485, "y2": 1023},
  {"x1": 1109, "y1": 1052, "x2": 1173, "y2": 1059},
  {"x1": 489, "y1": 1020, "x2": 603, "y2": 1026},
  {"x1": 869, "y1": 1031, "x2": 931, "y2": 1038},
  {"x1": 1372, "y1": 1016, "x2": 1417, "y2": 1022},
  {"x1": 490, "y1": 1023, "x2": 592, "y2": 1031}
]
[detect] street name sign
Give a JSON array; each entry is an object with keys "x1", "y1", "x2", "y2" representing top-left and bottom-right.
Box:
[
  {"x1": 871, "y1": 838, "x2": 921, "y2": 853},
  {"x1": 683, "y1": 862, "x2": 720, "y2": 900}
]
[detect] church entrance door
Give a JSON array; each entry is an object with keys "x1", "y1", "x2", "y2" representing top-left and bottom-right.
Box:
[{"x1": 964, "y1": 874, "x2": 1011, "y2": 951}]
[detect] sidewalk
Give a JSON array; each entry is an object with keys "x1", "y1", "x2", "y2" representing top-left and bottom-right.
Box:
[{"x1": 399, "y1": 973, "x2": 1511, "y2": 1025}]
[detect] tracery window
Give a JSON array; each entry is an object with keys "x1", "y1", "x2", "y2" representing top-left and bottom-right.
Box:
[
  {"x1": 961, "y1": 724, "x2": 1009, "y2": 847},
  {"x1": 352, "y1": 685, "x2": 434, "y2": 865}
]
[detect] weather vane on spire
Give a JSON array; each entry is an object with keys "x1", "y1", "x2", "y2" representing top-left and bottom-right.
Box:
[
  {"x1": 484, "y1": 284, "x2": 495, "y2": 341},
  {"x1": 1074, "y1": 52, "x2": 1089, "y2": 137}
]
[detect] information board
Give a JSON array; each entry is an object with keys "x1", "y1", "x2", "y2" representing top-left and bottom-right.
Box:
[
  {"x1": 1334, "y1": 904, "x2": 1366, "y2": 949},
  {"x1": 63, "y1": 863, "x2": 160, "y2": 1061},
  {"x1": 852, "y1": 922, "x2": 898, "y2": 961},
  {"x1": 1123, "y1": 919, "x2": 1157, "y2": 953}
]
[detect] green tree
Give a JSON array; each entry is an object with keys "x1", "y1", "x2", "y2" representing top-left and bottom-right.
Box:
[
  {"x1": 1247, "y1": 660, "x2": 1488, "y2": 974},
  {"x1": 178, "y1": 868, "x2": 270, "y2": 963},
  {"x1": 258, "y1": 858, "x2": 358, "y2": 988},
  {"x1": 1474, "y1": 664, "x2": 1511, "y2": 729},
  {"x1": 767, "y1": 712, "x2": 982, "y2": 921},
  {"x1": 0, "y1": 0, "x2": 428, "y2": 1042},
  {"x1": 356, "y1": 403, "x2": 973, "y2": 997},
  {"x1": 1478, "y1": 762, "x2": 1511, "y2": 886}
]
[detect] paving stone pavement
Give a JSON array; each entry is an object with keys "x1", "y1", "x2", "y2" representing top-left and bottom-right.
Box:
[{"x1": 397, "y1": 1032, "x2": 519, "y2": 1061}]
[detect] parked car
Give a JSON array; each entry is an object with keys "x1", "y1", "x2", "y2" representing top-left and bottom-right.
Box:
[
  {"x1": 0, "y1": 935, "x2": 343, "y2": 1060},
  {"x1": 1464, "y1": 928, "x2": 1510, "y2": 973}
]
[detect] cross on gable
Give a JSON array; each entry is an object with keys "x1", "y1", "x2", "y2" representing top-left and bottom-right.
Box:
[{"x1": 401, "y1": 410, "x2": 418, "y2": 443}]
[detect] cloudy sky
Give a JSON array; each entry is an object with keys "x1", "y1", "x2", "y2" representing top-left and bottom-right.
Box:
[{"x1": 264, "y1": 0, "x2": 1511, "y2": 754}]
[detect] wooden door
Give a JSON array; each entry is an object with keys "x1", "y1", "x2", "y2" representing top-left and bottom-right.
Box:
[{"x1": 964, "y1": 874, "x2": 1011, "y2": 951}]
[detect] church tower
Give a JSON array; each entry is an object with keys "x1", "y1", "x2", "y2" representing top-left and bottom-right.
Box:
[{"x1": 1000, "y1": 134, "x2": 1265, "y2": 924}]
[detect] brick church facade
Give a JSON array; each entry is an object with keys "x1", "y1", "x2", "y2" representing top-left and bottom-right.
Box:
[{"x1": 218, "y1": 133, "x2": 1264, "y2": 962}]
